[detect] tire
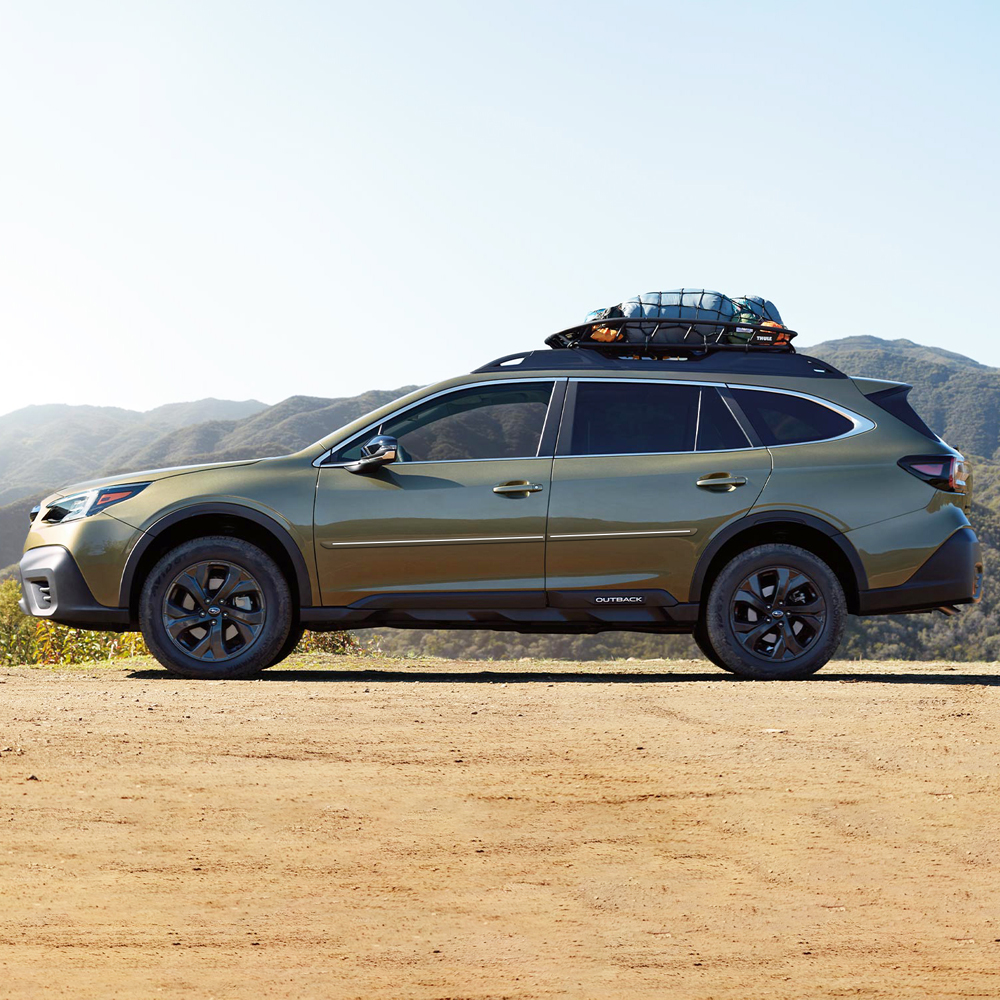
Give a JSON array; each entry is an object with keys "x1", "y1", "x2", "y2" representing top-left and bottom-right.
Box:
[
  {"x1": 139, "y1": 536, "x2": 292, "y2": 679},
  {"x1": 705, "y1": 544, "x2": 846, "y2": 680},
  {"x1": 266, "y1": 623, "x2": 304, "y2": 668},
  {"x1": 693, "y1": 623, "x2": 732, "y2": 672}
]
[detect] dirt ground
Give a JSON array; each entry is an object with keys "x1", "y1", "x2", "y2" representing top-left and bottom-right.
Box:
[{"x1": 3, "y1": 656, "x2": 1000, "y2": 999}]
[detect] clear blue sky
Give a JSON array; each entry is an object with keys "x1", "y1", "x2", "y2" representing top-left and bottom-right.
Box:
[{"x1": 2, "y1": 1, "x2": 997, "y2": 415}]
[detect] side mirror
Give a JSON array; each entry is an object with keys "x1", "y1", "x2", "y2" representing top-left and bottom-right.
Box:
[{"x1": 345, "y1": 434, "x2": 398, "y2": 473}]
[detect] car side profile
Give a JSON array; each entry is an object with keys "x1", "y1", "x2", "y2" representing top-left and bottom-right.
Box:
[{"x1": 18, "y1": 326, "x2": 983, "y2": 680}]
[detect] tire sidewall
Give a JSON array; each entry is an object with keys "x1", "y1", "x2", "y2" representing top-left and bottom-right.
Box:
[
  {"x1": 139, "y1": 536, "x2": 292, "y2": 679},
  {"x1": 705, "y1": 544, "x2": 846, "y2": 680}
]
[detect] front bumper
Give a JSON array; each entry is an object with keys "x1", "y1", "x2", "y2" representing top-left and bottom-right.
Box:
[
  {"x1": 857, "y1": 526, "x2": 984, "y2": 615},
  {"x1": 18, "y1": 546, "x2": 132, "y2": 630}
]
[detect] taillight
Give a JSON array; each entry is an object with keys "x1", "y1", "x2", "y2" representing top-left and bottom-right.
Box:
[{"x1": 898, "y1": 455, "x2": 968, "y2": 493}]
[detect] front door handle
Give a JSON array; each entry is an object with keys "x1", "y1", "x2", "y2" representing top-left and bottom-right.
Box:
[
  {"x1": 493, "y1": 481, "x2": 544, "y2": 495},
  {"x1": 696, "y1": 474, "x2": 748, "y2": 490}
]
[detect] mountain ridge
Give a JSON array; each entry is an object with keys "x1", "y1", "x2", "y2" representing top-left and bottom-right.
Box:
[{"x1": 806, "y1": 336, "x2": 990, "y2": 373}]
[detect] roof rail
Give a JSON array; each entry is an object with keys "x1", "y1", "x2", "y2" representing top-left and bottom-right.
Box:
[
  {"x1": 473, "y1": 349, "x2": 847, "y2": 380},
  {"x1": 544, "y1": 316, "x2": 798, "y2": 354}
]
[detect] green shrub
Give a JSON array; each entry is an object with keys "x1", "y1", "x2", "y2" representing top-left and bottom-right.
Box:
[
  {"x1": 0, "y1": 579, "x2": 149, "y2": 665},
  {"x1": 0, "y1": 578, "x2": 37, "y2": 665},
  {"x1": 294, "y1": 629, "x2": 371, "y2": 655}
]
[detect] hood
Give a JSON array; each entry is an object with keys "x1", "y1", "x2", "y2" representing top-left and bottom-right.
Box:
[{"x1": 45, "y1": 459, "x2": 261, "y2": 502}]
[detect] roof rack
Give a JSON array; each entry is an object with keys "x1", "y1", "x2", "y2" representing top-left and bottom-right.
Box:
[
  {"x1": 474, "y1": 349, "x2": 846, "y2": 380},
  {"x1": 544, "y1": 316, "x2": 798, "y2": 354}
]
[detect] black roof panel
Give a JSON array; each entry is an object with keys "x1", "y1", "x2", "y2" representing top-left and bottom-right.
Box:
[{"x1": 474, "y1": 349, "x2": 846, "y2": 379}]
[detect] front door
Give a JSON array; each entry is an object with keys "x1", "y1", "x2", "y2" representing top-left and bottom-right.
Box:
[
  {"x1": 314, "y1": 379, "x2": 561, "y2": 606},
  {"x1": 545, "y1": 379, "x2": 772, "y2": 604}
]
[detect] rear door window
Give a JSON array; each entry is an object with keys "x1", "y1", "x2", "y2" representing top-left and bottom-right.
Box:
[
  {"x1": 564, "y1": 382, "x2": 749, "y2": 456},
  {"x1": 566, "y1": 381, "x2": 699, "y2": 456},
  {"x1": 730, "y1": 389, "x2": 853, "y2": 445},
  {"x1": 697, "y1": 388, "x2": 751, "y2": 451}
]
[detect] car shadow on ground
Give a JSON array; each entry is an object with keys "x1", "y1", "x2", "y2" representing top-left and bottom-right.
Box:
[{"x1": 125, "y1": 668, "x2": 1000, "y2": 685}]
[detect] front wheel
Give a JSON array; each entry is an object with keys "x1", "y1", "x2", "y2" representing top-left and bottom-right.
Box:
[
  {"x1": 139, "y1": 536, "x2": 292, "y2": 679},
  {"x1": 705, "y1": 544, "x2": 846, "y2": 680}
]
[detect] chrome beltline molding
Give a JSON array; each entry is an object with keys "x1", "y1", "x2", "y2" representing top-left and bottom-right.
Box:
[
  {"x1": 548, "y1": 529, "x2": 696, "y2": 539},
  {"x1": 321, "y1": 528, "x2": 695, "y2": 548},
  {"x1": 321, "y1": 534, "x2": 545, "y2": 548}
]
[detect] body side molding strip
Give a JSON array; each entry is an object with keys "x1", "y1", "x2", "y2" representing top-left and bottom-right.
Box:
[
  {"x1": 321, "y1": 534, "x2": 545, "y2": 548},
  {"x1": 548, "y1": 529, "x2": 696, "y2": 540}
]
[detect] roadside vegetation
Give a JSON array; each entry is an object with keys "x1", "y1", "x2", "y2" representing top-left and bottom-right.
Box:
[{"x1": 0, "y1": 579, "x2": 365, "y2": 666}]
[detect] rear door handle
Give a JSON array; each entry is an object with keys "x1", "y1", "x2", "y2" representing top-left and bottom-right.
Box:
[
  {"x1": 493, "y1": 481, "x2": 544, "y2": 495},
  {"x1": 696, "y1": 474, "x2": 747, "y2": 489}
]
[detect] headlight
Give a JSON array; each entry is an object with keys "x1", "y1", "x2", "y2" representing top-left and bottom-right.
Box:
[{"x1": 41, "y1": 483, "x2": 150, "y2": 524}]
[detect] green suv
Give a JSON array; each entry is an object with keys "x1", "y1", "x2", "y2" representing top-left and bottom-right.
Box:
[{"x1": 18, "y1": 334, "x2": 983, "y2": 680}]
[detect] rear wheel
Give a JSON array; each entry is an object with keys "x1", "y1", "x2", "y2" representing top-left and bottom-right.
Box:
[
  {"x1": 139, "y1": 536, "x2": 292, "y2": 679},
  {"x1": 705, "y1": 544, "x2": 846, "y2": 680}
]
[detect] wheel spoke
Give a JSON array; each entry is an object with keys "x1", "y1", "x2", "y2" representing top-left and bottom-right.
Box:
[
  {"x1": 225, "y1": 607, "x2": 264, "y2": 628},
  {"x1": 769, "y1": 631, "x2": 788, "y2": 660},
  {"x1": 208, "y1": 623, "x2": 227, "y2": 660},
  {"x1": 734, "y1": 619, "x2": 777, "y2": 650},
  {"x1": 228, "y1": 618, "x2": 256, "y2": 645},
  {"x1": 164, "y1": 598, "x2": 195, "y2": 620},
  {"x1": 734, "y1": 587, "x2": 769, "y2": 615},
  {"x1": 746, "y1": 572, "x2": 770, "y2": 603},
  {"x1": 774, "y1": 569, "x2": 809, "y2": 607},
  {"x1": 789, "y1": 612, "x2": 824, "y2": 629},
  {"x1": 188, "y1": 629, "x2": 213, "y2": 659},
  {"x1": 733, "y1": 615, "x2": 769, "y2": 635},
  {"x1": 176, "y1": 569, "x2": 211, "y2": 610},
  {"x1": 782, "y1": 626, "x2": 806, "y2": 657},
  {"x1": 788, "y1": 594, "x2": 825, "y2": 614},
  {"x1": 213, "y1": 567, "x2": 255, "y2": 604},
  {"x1": 165, "y1": 613, "x2": 204, "y2": 641}
]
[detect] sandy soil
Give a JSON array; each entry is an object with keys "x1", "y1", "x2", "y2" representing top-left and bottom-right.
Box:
[{"x1": 2, "y1": 655, "x2": 1000, "y2": 999}]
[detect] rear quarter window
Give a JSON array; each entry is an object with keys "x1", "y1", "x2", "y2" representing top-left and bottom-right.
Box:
[{"x1": 730, "y1": 389, "x2": 853, "y2": 446}]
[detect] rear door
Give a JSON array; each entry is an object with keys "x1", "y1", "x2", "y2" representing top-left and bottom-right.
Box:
[{"x1": 544, "y1": 378, "x2": 772, "y2": 605}]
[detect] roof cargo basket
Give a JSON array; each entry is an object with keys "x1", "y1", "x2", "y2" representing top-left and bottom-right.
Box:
[{"x1": 544, "y1": 317, "x2": 798, "y2": 356}]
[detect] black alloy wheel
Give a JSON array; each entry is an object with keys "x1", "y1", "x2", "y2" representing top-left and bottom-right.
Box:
[
  {"x1": 730, "y1": 566, "x2": 826, "y2": 662},
  {"x1": 705, "y1": 543, "x2": 846, "y2": 680},
  {"x1": 139, "y1": 536, "x2": 292, "y2": 679},
  {"x1": 162, "y1": 560, "x2": 267, "y2": 662}
]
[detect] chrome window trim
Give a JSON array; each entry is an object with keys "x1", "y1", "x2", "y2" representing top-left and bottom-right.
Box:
[
  {"x1": 314, "y1": 375, "x2": 875, "y2": 467},
  {"x1": 313, "y1": 377, "x2": 564, "y2": 468},
  {"x1": 555, "y1": 377, "x2": 874, "y2": 459},
  {"x1": 724, "y1": 383, "x2": 876, "y2": 446},
  {"x1": 553, "y1": 446, "x2": 765, "y2": 461}
]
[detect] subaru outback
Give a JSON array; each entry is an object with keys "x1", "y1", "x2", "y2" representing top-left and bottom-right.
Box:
[{"x1": 18, "y1": 321, "x2": 983, "y2": 679}]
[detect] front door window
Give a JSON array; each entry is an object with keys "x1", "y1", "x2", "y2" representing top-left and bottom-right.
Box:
[{"x1": 333, "y1": 382, "x2": 554, "y2": 464}]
